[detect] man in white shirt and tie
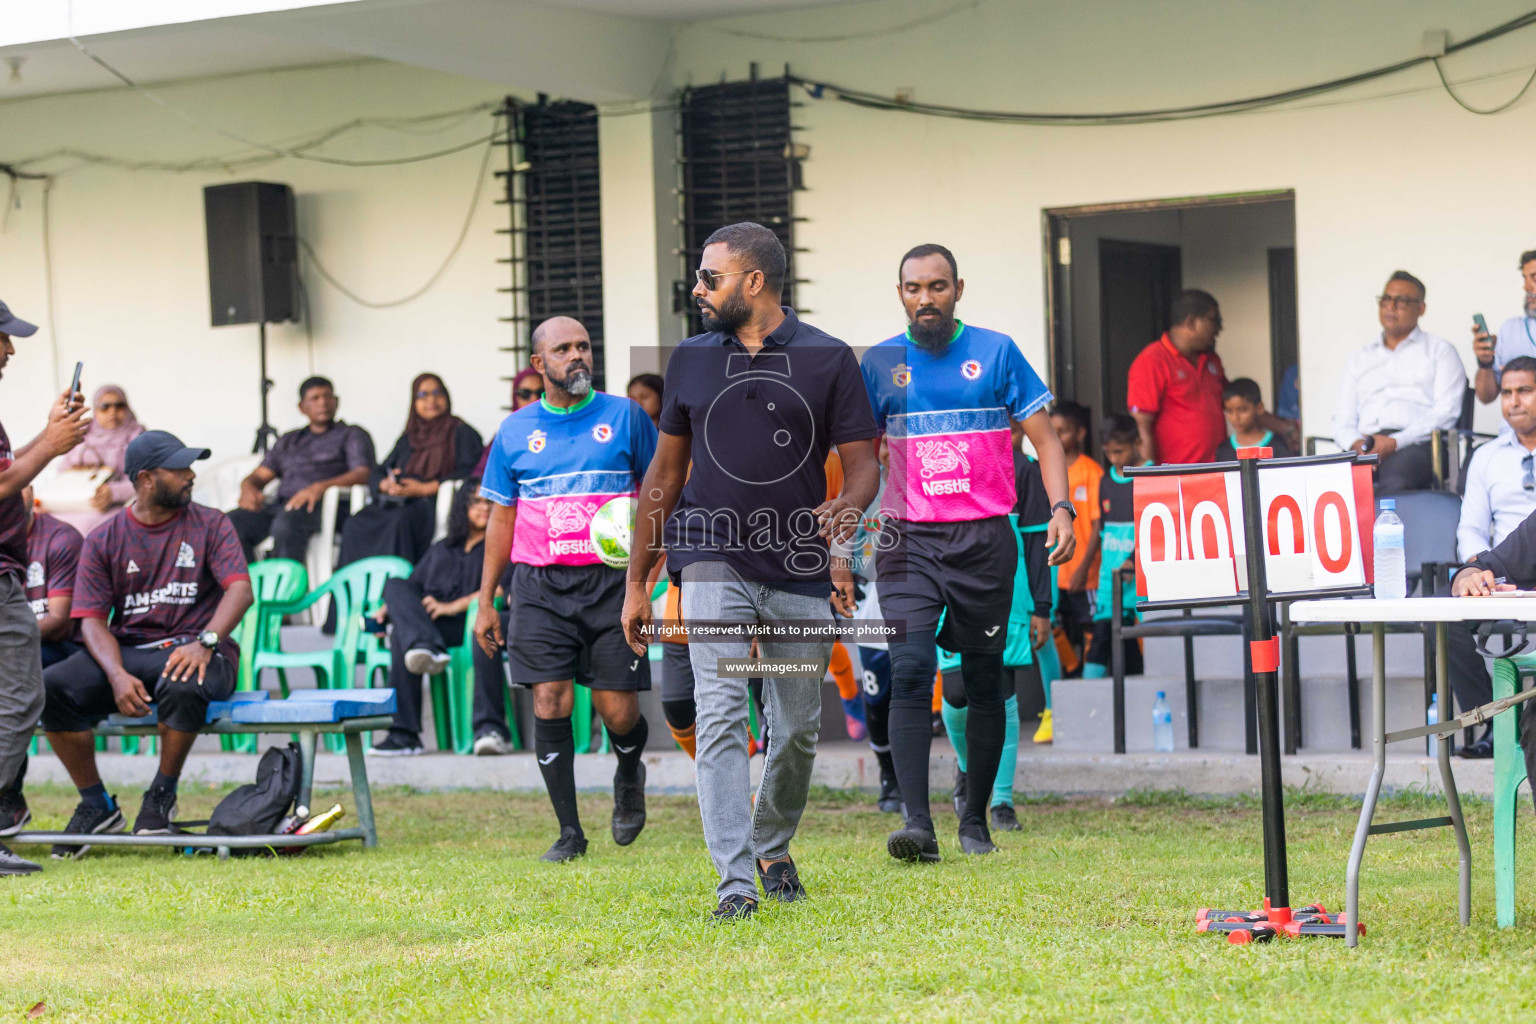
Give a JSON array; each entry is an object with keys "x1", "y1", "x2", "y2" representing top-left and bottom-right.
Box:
[
  {"x1": 1445, "y1": 355, "x2": 1536, "y2": 758},
  {"x1": 1471, "y1": 250, "x2": 1536, "y2": 409},
  {"x1": 1331, "y1": 270, "x2": 1467, "y2": 494}
]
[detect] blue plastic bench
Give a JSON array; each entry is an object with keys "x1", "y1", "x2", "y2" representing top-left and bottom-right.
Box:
[{"x1": 19, "y1": 688, "x2": 395, "y2": 858}]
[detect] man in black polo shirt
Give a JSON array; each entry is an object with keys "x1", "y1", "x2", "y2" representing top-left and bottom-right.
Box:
[
  {"x1": 0, "y1": 298, "x2": 90, "y2": 876},
  {"x1": 41, "y1": 431, "x2": 253, "y2": 856},
  {"x1": 228, "y1": 376, "x2": 375, "y2": 563},
  {"x1": 623, "y1": 222, "x2": 880, "y2": 920}
]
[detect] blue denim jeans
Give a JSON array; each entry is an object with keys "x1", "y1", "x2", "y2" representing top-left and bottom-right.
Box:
[{"x1": 680, "y1": 561, "x2": 830, "y2": 901}]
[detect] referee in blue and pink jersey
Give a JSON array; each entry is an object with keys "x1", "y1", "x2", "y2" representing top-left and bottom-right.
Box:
[
  {"x1": 861, "y1": 245, "x2": 1074, "y2": 862},
  {"x1": 475, "y1": 316, "x2": 658, "y2": 865}
]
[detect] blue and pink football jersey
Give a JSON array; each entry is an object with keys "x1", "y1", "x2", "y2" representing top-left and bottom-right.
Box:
[
  {"x1": 861, "y1": 323, "x2": 1052, "y2": 523},
  {"x1": 480, "y1": 391, "x2": 657, "y2": 567}
]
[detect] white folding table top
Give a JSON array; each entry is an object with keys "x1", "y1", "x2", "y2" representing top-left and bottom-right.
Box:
[{"x1": 1288, "y1": 596, "x2": 1536, "y2": 624}]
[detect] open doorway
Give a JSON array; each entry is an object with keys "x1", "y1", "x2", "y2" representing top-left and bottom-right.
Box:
[{"x1": 1044, "y1": 192, "x2": 1298, "y2": 448}]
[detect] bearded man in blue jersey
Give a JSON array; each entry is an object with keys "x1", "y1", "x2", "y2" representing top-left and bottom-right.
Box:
[{"x1": 862, "y1": 244, "x2": 1075, "y2": 862}]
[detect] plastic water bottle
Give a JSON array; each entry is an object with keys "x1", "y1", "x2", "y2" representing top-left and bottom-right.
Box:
[
  {"x1": 1152, "y1": 691, "x2": 1174, "y2": 752},
  {"x1": 1373, "y1": 499, "x2": 1407, "y2": 600},
  {"x1": 1427, "y1": 695, "x2": 1439, "y2": 759}
]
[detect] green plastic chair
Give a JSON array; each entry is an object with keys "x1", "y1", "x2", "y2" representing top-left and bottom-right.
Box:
[
  {"x1": 221, "y1": 559, "x2": 309, "y2": 753},
  {"x1": 445, "y1": 597, "x2": 523, "y2": 754},
  {"x1": 1492, "y1": 652, "x2": 1536, "y2": 926},
  {"x1": 252, "y1": 556, "x2": 412, "y2": 751}
]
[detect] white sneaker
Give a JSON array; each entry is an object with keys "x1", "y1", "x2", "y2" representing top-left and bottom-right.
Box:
[
  {"x1": 473, "y1": 733, "x2": 514, "y2": 756},
  {"x1": 404, "y1": 648, "x2": 451, "y2": 676}
]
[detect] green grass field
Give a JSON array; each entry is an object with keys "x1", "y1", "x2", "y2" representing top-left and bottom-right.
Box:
[{"x1": 5, "y1": 784, "x2": 1535, "y2": 1022}]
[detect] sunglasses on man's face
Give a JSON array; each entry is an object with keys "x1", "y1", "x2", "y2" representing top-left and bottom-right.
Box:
[
  {"x1": 695, "y1": 268, "x2": 754, "y2": 291},
  {"x1": 516, "y1": 388, "x2": 542, "y2": 401}
]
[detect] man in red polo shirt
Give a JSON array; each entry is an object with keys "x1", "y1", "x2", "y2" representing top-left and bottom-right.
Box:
[{"x1": 1126, "y1": 290, "x2": 1227, "y2": 465}]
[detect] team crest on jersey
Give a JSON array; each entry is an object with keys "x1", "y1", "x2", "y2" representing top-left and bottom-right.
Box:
[
  {"x1": 176, "y1": 542, "x2": 197, "y2": 568},
  {"x1": 127, "y1": 560, "x2": 140, "y2": 574},
  {"x1": 960, "y1": 359, "x2": 982, "y2": 381},
  {"x1": 892, "y1": 363, "x2": 911, "y2": 388},
  {"x1": 546, "y1": 499, "x2": 599, "y2": 538},
  {"x1": 915, "y1": 439, "x2": 971, "y2": 479},
  {"x1": 591, "y1": 423, "x2": 613, "y2": 443},
  {"x1": 528, "y1": 429, "x2": 547, "y2": 454},
  {"x1": 25, "y1": 561, "x2": 43, "y2": 589}
]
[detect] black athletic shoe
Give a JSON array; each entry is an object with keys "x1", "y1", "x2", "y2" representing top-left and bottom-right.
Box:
[
  {"x1": 757, "y1": 857, "x2": 806, "y2": 902},
  {"x1": 711, "y1": 893, "x2": 757, "y2": 922},
  {"x1": 990, "y1": 803, "x2": 1021, "y2": 832},
  {"x1": 1458, "y1": 734, "x2": 1494, "y2": 759},
  {"x1": 876, "y1": 768, "x2": 903, "y2": 815},
  {"x1": 0, "y1": 788, "x2": 30, "y2": 837},
  {"x1": 959, "y1": 822, "x2": 997, "y2": 856},
  {"x1": 50, "y1": 799, "x2": 125, "y2": 860},
  {"x1": 540, "y1": 827, "x2": 588, "y2": 863},
  {"x1": 0, "y1": 842, "x2": 40, "y2": 876},
  {"x1": 611, "y1": 761, "x2": 647, "y2": 846},
  {"x1": 952, "y1": 765, "x2": 967, "y2": 817},
  {"x1": 134, "y1": 784, "x2": 180, "y2": 836},
  {"x1": 887, "y1": 825, "x2": 941, "y2": 863}
]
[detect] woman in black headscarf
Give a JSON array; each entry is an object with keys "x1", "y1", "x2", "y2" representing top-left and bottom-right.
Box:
[{"x1": 338, "y1": 372, "x2": 483, "y2": 566}]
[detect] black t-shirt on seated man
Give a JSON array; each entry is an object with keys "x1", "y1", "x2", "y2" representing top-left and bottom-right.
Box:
[
  {"x1": 71, "y1": 502, "x2": 249, "y2": 660},
  {"x1": 659, "y1": 307, "x2": 879, "y2": 596}
]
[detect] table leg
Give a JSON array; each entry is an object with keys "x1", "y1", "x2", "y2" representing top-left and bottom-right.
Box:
[
  {"x1": 1346, "y1": 624, "x2": 1388, "y2": 949},
  {"x1": 297, "y1": 731, "x2": 317, "y2": 815},
  {"x1": 1436, "y1": 621, "x2": 1472, "y2": 927},
  {"x1": 345, "y1": 730, "x2": 378, "y2": 848}
]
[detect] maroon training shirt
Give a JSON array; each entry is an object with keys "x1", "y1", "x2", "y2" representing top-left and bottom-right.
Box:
[
  {"x1": 71, "y1": 502, "x2": 249, "y2": 657},
  {"x1": 0, "y1": 422, "x2": 28, "y2": 580},
  {"x1": 26, "y1": 512, "x2": 83, "y2": 621}
]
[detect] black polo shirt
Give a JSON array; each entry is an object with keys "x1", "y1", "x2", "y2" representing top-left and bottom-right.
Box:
[{"x1": 659, "y1": 307, "x2": 878, "y2": 595}]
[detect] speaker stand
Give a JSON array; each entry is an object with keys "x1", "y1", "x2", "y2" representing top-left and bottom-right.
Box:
[{"x1": 251, "y1": 320, "x2": 278, "y2": 454}]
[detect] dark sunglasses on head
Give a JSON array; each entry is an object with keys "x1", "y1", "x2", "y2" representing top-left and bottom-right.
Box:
[
  {"x1": 695, "y1": 267, "x2": 754, "y2": 291},
  {"x1": 415, "y1": 388, "x2": 446, "y2": 400},
  {"x1": 1524, "y1": 453, "x2": 1534, "y2": 493},
  {"x1": 516, "y1": 388, "x2": 542, "y2": 401}
]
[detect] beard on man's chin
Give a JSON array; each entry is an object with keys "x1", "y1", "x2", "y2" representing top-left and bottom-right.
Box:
[
  {"x1": 908, "y1": 310, "x2": 956, "y2": 352},
  {"x1": 698, "y1": 290, "x2": 751, "y2": 334},
  {"x1": 551, "y1": 364, "x2": 593, "y2": 398},
  {"x1": 155, "y1": 481, "x2": 193, "y2": 509}
]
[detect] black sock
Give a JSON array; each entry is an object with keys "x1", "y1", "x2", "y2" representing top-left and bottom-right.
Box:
[
  {"x1": 4, "y1": 753, "x2": 26, "y2": 795},
  {"x1": 866, "y1": 700, "x2": 890, "y2": 750},
  {"x1": 79, "y1": 782, "x2": 112, "y2": 810},
  {"x1": 152, "y1": 770, "x2": 178, "y2": 794},
  {"x1": 607, "y1": 715, "x2": 648, "y2": 779},
  {"x1": 960, "y1": 652, "x2": 1007, "y2": 830},
  {"x1": 661, "y1": 698, "x2": 696, "y2": 732},
  {"x1": 888, "y1": 647, "x2": 936, "y2": 833},
  {"x1": 534, "y1": 716, "x2": 581, "y2": 834}
]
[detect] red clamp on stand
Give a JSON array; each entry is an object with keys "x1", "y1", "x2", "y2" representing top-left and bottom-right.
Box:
[{"x1": 1250, "y1": 637, "x2": 1280, "y2": 674}]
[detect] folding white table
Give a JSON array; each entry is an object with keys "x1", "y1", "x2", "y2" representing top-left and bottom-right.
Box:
[{"x1": 1288, "y1": 596, "x2": 1536, "y2": 946}]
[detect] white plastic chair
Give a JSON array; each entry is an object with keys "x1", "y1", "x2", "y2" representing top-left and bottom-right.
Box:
[{"x1": 432, "y1": 479, "x2": 463, "y2": 543}]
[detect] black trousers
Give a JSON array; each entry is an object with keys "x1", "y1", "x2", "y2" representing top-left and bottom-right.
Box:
[
  {"x1": 1446, "y1": 621, "x2": 1493, "y2": 715},
  {"x1": 382, "y1": 577, "x2": 509, "y2": 743},
  {"x1": 40, "y1": 640, "x2": 81, "y2": 669},
  {"x1": 229, "y1": 502, "x2": 322, "y2": 564},
  {"x1": 339, "y1": 498, "x2": 435, "y2": 567},
  {"x1": 1375, "y1": 441, "x2": 1434, "y2": 495},
  {"x1": 42, "y1": 644, "x2": 236, "y2": 733}
]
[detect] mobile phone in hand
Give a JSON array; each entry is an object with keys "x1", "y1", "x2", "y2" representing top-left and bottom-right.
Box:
[
  {"x1": 67, "y1": 361, "x2": 83, "y2": 403},
  {"x1": 1474, "y1": 314, "x2": 1490, "y2": 337}
]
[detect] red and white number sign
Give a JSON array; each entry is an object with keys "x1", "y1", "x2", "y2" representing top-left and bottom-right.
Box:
[{"x1": 1133, "y1": 462, "x2": 1375, "y2": 602}]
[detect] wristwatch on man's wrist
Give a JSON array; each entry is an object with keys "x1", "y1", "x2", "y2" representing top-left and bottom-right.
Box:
[
  {"x1": 198, "y1": 630, "x2": 220, "y2": 650},
  {"x1": 1051, "y1": 500, "x2": 1077, "y2": 522}
]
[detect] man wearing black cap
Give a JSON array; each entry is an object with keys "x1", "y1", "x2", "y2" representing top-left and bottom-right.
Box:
[
  {"x1": 38, "y1": 431, "x2": 253, "y2": 855},
  {"x1": 0, "y1": 298, "x2": 90, "y2": 877}
]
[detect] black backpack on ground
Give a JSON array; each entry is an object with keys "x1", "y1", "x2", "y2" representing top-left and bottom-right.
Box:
[{"x1": 208, "y1": 742, "x2": 302, "y2": 841}]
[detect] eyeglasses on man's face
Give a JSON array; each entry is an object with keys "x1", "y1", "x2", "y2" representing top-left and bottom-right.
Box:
[
  {"x1": 1377, "y1": 294, "x2": 1422, "y2": 310},
  {"x1": 695, "y1": 268, "x2": 754, "y2": 291}
]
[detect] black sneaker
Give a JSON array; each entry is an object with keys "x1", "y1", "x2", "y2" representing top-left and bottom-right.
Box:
[
  {"x1": 757, "y1": 857, "x2": 806, "y2": 902},
  {"x1": 990, "y1": 803, "x2": 1021, "y2": 832},
  {"x1": 876, "y1": 767, "x2": 903, "y2": 815},
  {"x1": 611, "y1": 761, "x2": 647, "y2": 847},
  {"x1": 711, "y1": 893, "x2": 757, "y2": 922},
  {"x1": 540, "y1": 827, "x2": 588, "y2": 863},
  {"x1": 0, "y1": 788, "x2": 30, "y2": 837},
  {"x1": 50, "y1": 799, "x2": 125, "y2": 860},
  {"x1": 0, "y1": 842, "x2": 40, "y2": 876},
  {"x1": 959, "y1": 821, "x2": 997, "y2": 855},
  {"x1": 367, "y1": 733, "x2": 424, "y2": 757},
  {"x1": 134, "y1": 784, "x2": 180, "y2": 835},
  {"x1": 887, "y1": 824, "x2": 941, "y2": 863},
  {"x1": 952, "y1": 765, "x2": 967, "y2": 817},
  {"x1": 1458, "y1": 733, "x2": 1494, "y2": 759}
]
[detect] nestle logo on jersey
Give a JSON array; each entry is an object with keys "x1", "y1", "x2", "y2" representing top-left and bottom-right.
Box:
[
  {"x1": 549, "y1": 539, "x2": 596, "y2": 556},
  {"x1": 921, "y1": 478, "x2": 972, "y2": 497},
  {"x1": 124, "y1": 581, "x2": 199, "y2": 613}
]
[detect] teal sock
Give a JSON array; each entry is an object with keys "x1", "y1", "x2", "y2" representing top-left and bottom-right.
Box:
[
  {"x1": 1082, "y1": 662, "x2": 1108, "y2": 679},
  {"x1": 1037, "y1": 643, "x2": 1060, "y2": 709},
  {"x1": 940, "y1": 699, "x2": 969, "y2": 773},
  {"x1": 991, "y1": 697, "x2": 1019, "y2": 808}
]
